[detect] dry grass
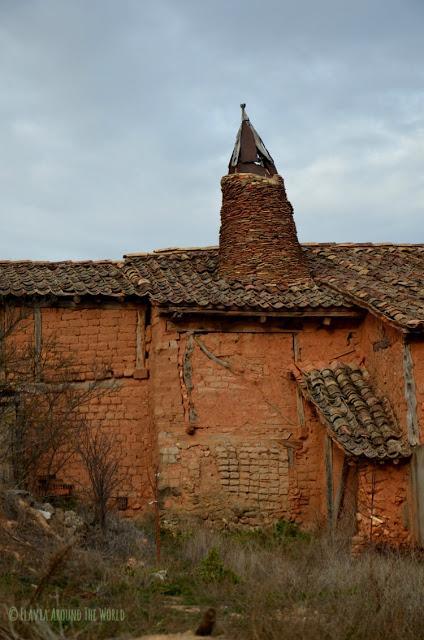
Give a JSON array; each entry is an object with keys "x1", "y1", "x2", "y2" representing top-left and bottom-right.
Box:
[{"x1": 1, "y1": 517, "x2": 424, "y2": 639}]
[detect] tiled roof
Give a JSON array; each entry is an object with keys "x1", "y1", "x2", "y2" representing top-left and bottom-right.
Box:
[
  {"x1": 293, "y1": 362, "x2": 411, "y2": 461},
  {"x1": 123, "y1": 248, "x2": 353, "y2": 312},
  {"x1": 306, "y1": 244, "x2": 424, "y2": 332},
  {"x1": 0, "y1": 260, "x2": 139, "y2": 299},
  {"x1": 0, "y1": 245, "x2": 423, "y2": 332}
]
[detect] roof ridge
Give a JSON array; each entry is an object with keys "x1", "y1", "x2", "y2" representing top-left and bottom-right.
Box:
[
  {"x1": 302, "y1": 242, "x2": 424, "y2": 247},
  {"x1": 2, "y1": 243, "x2": 423, "y2": 265},
  {"x1": 0, "y1": 259, "x2": 122, "y2": 266},
  {"x1": 125, "y1": 246, "x2": 219, "y2": 257}
]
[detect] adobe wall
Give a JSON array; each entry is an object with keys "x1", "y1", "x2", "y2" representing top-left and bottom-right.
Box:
[
  {"x1": 355, "y1": 314, "x2": 413, "y2": 545},
  {"x1": 150, "y1": 309, "x2": 363, "y2": 529},
  {"x1": 358, "y1": 314, "x2": 408, "y2": 431},
  {"x1": 2, "y1": 302, "x2": 154, "y2": 516},
  {"x1": 354, "y1": 462, "x2": 411, "y2": 549},
  {"x1": 4, "y1": 299, "x2": 419, "y2": 543}
]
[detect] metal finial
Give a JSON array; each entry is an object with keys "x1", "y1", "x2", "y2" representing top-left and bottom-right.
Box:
[{"x1": 228, "y1": 104, "x2": 277, "y2": 176}]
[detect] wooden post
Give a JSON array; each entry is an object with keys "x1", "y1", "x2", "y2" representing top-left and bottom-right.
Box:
[
  {"x1": 136, "y1": 309, "x2": 146, "y2": 370},
  {"x1": 325, "y1": 435, "x2": 334, "y2": 530},
  {"x1": 334, "y1": 456, "x2": 349, "y2": 524},
  {"x1": 411, "y1": 445, "x2": 424, "y2": 547},
  {"x1": 403, "y1": 340, "x2": 418, "y2": 445},
  {"x1": 34, "y1": 305, "x2": 42, "y2": 380}
]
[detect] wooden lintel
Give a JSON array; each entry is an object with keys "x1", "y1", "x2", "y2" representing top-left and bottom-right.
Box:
[
  {"x1": 2, "y1": 296, "x2": 146, "y2": 311},
  {"x1": 166, "y1": 322, "x2": 301, "y2": 334},
  {"x1": 136, "y1": 309, "x2": 146, "y2": 370},
  {"x1": 160, "y1": 306, "x2": 364, "y2": 319}
]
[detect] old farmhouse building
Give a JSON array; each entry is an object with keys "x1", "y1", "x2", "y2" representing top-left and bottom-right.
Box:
[{"x1": 1, "y1": 106, "x2": 423, "y2": 548}]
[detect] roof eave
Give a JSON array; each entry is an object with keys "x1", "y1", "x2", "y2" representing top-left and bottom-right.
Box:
[{"x1": 156, "y1": 304, "x2": 364, "y2": 319}]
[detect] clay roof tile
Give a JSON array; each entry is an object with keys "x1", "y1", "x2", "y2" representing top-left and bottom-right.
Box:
[{"x1": 295, "y1": 362, "x2": 411, "y2": 462}]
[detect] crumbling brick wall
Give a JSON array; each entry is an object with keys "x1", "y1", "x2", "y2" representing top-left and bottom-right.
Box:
[
  {"x1": 2, "y1": 297, "x2": 420, "y2": 545},
  {"x1": 151, "y1": 310, "x2": 367, "y2": 529},
  {"x1": 354, "y1": 463, "x2": 410, "y2": 549}
]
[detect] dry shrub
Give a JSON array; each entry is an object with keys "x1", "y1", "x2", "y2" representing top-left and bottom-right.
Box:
[
  {"x1": 2, "y1": 517, "x2": 424, "y2": 640},
  {"x1": 167, "y1": 524, "x2": 424, "y2": 640},
  {"x1": 82, "y1": 512, "x2": 153, "y2": 560}
]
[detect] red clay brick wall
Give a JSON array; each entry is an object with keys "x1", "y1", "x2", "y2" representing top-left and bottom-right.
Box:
[
  {"x1": 358, "y1": 314, "x2": 407, "y2": 430},
  {"x1": 44, "y1": 305, "x2": 153, "y2": 515},
  {"x1": 218, "y1": 173, "x2": 311, "y2": 285},
  {"x1": 4, "y1": 303, "x2": 153, "y2": 516},
  {"x1": 41, "y1": 307, "x2": 138, "y2": 379},
  {"x1": 5, "y1": 300, "x2": 419, "y2": 544}
]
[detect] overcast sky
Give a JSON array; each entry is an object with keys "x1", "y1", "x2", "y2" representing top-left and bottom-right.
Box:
[{"x1": 0, "y1": 0, "x2": 423, "y2": 260}]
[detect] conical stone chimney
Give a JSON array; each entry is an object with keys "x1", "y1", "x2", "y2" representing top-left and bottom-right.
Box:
[{"x1": 218, "y1": 105, "x2": 312, "y2": 287}]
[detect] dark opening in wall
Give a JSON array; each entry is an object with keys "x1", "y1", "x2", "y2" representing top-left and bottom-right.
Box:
[{"x1": 116, "y1": 496, "x2": 128, "y2": 511}]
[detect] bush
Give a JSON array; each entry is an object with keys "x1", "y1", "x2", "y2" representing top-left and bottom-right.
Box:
[
  {"x1": 274, "y1": 518, "x2": 310, "y2": 541},
  {"x1": 198, "y1": 547, "x2": 240, "y2": 584}
]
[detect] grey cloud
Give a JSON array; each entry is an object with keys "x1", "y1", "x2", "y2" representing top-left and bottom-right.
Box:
[{"x1": 0, "y1": 0, "x2": 423, "y2": 260}]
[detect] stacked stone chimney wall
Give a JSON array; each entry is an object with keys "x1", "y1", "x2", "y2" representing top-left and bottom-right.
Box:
[{"x1": 218, "y1": 172, "x2": 311, "y2": 286}]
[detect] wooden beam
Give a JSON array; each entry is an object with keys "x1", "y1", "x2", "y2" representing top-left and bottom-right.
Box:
[
  {"x1": 2, "y1": 297, "x2": 146, "y2": 311},
  {"x1": 411, "y1": 445, "x2": 424, "y2": 547},
  {"x1": 403, "y1": 340, "x2": 418, "y2": 445},
  {"x1": 166, "y1": 317, "x2": 302, "y2": 333},
  {"x1": 325, "y1": 435, "x2": 334, "y2": 529},
  {"x1": 136, "y1": 309, "x2": 146, "y2": 370},
  {"x1": 160, "y1": 306, "x2": 364, "y2": 319},
  {"x1": 33, "y1": 304, "x2": 42, "y2": 380},
  {"x1": 334, "y1": 456, "x2": 350, "y2": 524}
]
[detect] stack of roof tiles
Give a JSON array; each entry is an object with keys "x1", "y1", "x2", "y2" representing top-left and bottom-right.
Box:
[
  {"x1": 218, "y1": 173, "x2": 311, "y2": 286},
  {"x1": 294, "y1": 362, "x2": 411, "y2": 461}
]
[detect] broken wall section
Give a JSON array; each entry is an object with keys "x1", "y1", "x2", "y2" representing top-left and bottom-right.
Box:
[{"x1": 151, "y1": 311, "x2": 365, "y2": 529}]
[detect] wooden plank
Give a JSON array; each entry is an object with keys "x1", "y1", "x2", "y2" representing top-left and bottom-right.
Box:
[
  {"x1": 403, "y1": 340, "x2": 418, "y2": 445},
  {"x1": 325, "y1": 435, "x2": 334, "y2": 528},
  {"x1": 411, "y1": 445, "x2": 424, "y2": 547},
  {"x1": 334, "y1": 456, "x2": 349, "y2": 523},
  {"x1": 296, "y1": 388, "x2": 305, "y2": 427},
  {"x1": 33, "y1": 305, "x2": 42, "y2": 380},
  {"x1": 5, "y1": 299, "x2": 144, "y2": 311},
  {"x1": 166, "y1": 323, "x2": 300, "y2": 334},
  {"x1": 161, "y1": 306, "x2": 364, "y2": 319},
  {"x1": 136, "y1": 308, "x2": 146, "y2": 370},
  {"x1": 292, "y1": 333, "x2": 301, "y2": 362}
]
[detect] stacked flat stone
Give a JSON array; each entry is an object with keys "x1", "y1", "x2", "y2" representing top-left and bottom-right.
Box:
[{"x1": 218, "y1": 173, "x2": 312, "y2": 287}]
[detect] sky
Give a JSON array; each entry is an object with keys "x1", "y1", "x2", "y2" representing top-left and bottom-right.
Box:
[{"x1": 0, "y1": 0, "x2": 423, "y2": 261}]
